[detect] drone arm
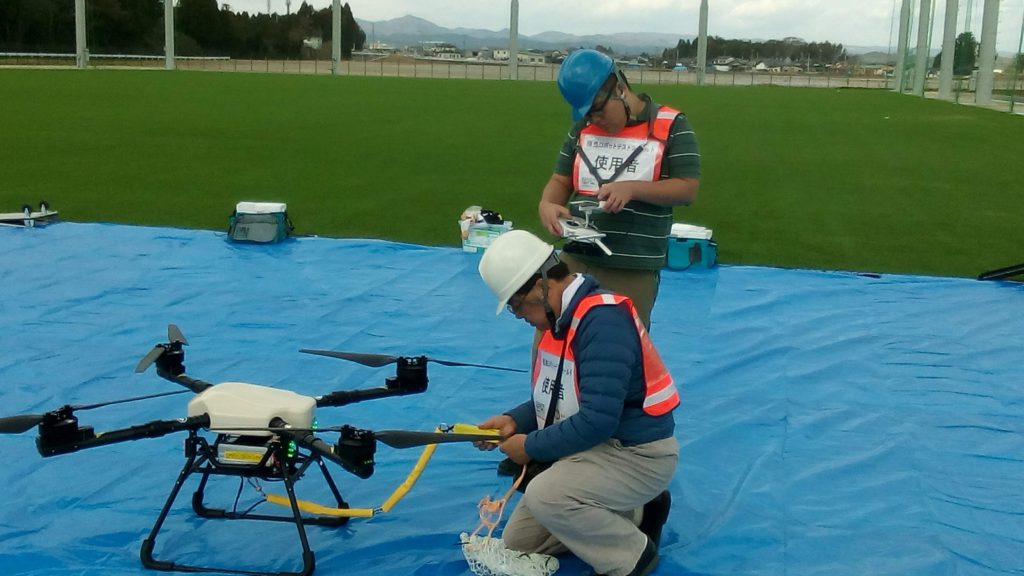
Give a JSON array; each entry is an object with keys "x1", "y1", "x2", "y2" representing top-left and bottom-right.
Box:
[
  {"x1": 289, "y1": 428, "x2": 376, "y2": 479},
  {"x1": 156, "y1": 370, "x2": 213, "y2": 394},
  {"x1": 315, "y1": 385, "x2": 416, "y2": 408},
  {"x1": 36, "y1": 414, "x2": 211, "y2": 457}
]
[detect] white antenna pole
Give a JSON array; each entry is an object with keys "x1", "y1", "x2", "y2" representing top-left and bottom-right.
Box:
[
  {"x1": 164, "y1": 0, "x2": 175, "y2": 70},
  {"x1": 913, "y1": 0, "x2": 932, "y2": 95},
  {"x1": 75, "y1": 0, "x2": 88, "y2": 69},
  {"x1": 974, "y1": 0, "x2": 1000, "y2": 105},
  {"x1": 509, "y1": 0, "x2": 519, "y2": 80},
  {"x1": 332, "y1": 0, "x2": 341, "y2": 75},
  {"x1": 894, "y1": 0, "x2": 912, "y2": 92},
  {"x1": 697, "y1": 0, "x2": 708, "y2": 85},
  {"x1": 938, "y1": 0, "x2": 958, "y2": 99}
]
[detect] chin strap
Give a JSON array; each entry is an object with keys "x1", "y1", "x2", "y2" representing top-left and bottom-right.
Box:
[{"x1": 539, "y1": 270, "x2": 559, "y2": 334}]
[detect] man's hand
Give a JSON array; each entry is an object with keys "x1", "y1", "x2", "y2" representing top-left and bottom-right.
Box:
[
  {"x1": 539, "y1": 200, "x2": 570, "y2": 236},
  {"x1": 596, "y1": 182, "x2": 635, "y2": 213},
  {"x1": 474, "y1": 414, "x2": 517, "y2": 450},
  {"x1": 539, "y1": 173, "x2": 573, "y2": 236},
  {"x1": 499, "y1": 433, "x2": 529, "y2": 464}
]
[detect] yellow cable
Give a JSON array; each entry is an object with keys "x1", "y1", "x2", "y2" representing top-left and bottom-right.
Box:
[
  {"x1": 263, "y1": 424, "x2": 481, "y2": 518},
  {"x1": 379, "y1": 443, "x2": 436, "y2": 513}
]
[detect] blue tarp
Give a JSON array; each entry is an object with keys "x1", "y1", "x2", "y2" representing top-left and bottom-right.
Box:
[{"x1": 1, "y1": 223, "x2": 1021, "y2": 576}]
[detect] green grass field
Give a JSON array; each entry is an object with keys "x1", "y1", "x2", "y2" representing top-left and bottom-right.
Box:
[{"x1": 1, "y1": 68, "x2": 1020, "y2": 278}]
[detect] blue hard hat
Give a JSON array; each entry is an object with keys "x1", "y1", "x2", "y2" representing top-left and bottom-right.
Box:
[{"x1": 557, "y1": 49, "x2": 616, "y2": 122}]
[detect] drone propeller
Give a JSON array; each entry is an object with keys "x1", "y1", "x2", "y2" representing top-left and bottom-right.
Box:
[
  {"x1": 135, "y1": 324, "x2": 189, "y2": 373},
  {"x1": 0, "y1": 389, "x2": 190, "y2": 434},
  {"x1": 299, "y1": 349, "x2": 526, "y2": 373},
  {"x1": 208, "y1": 425, "x2": 501, "y2": 450},
  {"x1": 372, "y1": 429, "x2": 501, "y2": 449}
]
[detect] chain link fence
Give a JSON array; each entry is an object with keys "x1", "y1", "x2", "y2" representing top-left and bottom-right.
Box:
[{"x1": 3, "y1": 52, "x2": 1022, "y2": 112}]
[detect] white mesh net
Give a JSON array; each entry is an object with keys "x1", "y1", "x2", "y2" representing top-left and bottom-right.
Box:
[{"x1": 460, "y1": 533, "x2": 559, "y2": 576}]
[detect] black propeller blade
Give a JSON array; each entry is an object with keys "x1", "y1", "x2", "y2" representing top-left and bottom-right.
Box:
[
  {"x1": 299, "y1": 349, "x2": 526, "y2": 373},
  {"x1": 207, "y1": 425, "x2": 501, "y2": 449},
  {"x1": 0, "y1": 389, "x2": 189, "y2": 435},
  {"x1": 135, "y1": 324, "x2": 189, "y2": 373},
  {"x1": 0, "y1": 414, "x2": 47, "y2": 434},
  {"x1": 372, "y1": 430, "x2": 501, "y2": 449}
]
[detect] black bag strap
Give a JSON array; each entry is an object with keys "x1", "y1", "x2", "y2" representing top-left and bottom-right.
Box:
[
  {"x1": 574, "y1": 112, "x2": 656, "y2": 188},
  {"x1": 576, "y1": 140, "x2": 648, "y2": 188}
]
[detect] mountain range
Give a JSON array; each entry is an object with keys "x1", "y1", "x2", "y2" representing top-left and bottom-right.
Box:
[
  {"x1": 354, "y1": 15, "x2": 892, "y2": 56},
  {"x1": 356, "y1": 15, "x2": 691, "y2": 55}
]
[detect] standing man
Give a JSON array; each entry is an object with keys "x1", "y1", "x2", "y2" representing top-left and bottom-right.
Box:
[
  {"x1": 497, "y1": 48, "x2": 701, "y2": 480},
  {"x1": 540, "y1": 48, "x2": 701, "y2": 329},
  {"x1": 476, "y1": 230, "x2": 679, "y2": 576}
]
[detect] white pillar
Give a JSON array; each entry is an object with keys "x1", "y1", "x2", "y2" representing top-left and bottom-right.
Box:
[
  {"x1": 75, "y1": 0, "x2": 88, "y2": 69},
  {"x1": 331, "y1": 0, "x2": 341, "y2": 75},
  {"x1": 938, "y1": 0, "x2": 958, "y2": 98},
  {"x1": 974, "y1": 0, "x2": 1000, "y2": 105},
  {"x1": 894, "y1": 0, "x2": 912, "y2": 92},
  {"x1": 913, "y1": 0, "x2": 932, "y2": 95},
  {"x1": 508, "y1": 0, "x2": 519, "y2": 80},
  {"x1": 164, "y1": 0, "x2": 175, "y2": 70},
  {"x1": 697, "y1": 0, "x2": 708, "y2": 85}
]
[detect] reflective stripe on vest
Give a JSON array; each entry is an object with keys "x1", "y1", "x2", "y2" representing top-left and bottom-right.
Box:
[
  {"x1": 531, "y1": 293, "x2": 679, "y2": 426},
  {"x1": 572, "y1": 105, "x2": 680, "y2": 195}
]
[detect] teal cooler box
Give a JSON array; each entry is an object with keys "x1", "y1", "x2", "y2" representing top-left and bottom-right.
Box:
[
  {"x1": 667, "y1": 223, "x2": 717, "y2": 270},
  {"x1": 228, "y1": 201, "x2": 292, "y2": 243}
]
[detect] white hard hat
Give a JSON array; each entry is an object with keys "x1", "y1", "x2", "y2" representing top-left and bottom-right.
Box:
[{"x1": 478, "y1": 230, "x2": 555, "y2": 315}]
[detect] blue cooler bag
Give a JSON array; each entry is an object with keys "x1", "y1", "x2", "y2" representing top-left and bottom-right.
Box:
[
  {"x1": 228, "y1": 202, "x2": 293, "y2": 243},
  {"x1": 667, "y1": 223, "x2": 717, "y2": 270}
]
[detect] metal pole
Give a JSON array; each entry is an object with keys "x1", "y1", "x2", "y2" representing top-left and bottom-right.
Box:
[
  {"x1": 974, "y1": 0, "x2": 1000, "y2": 105},
  {"x1": 894, "y1": 0, "x2": 912, "y2": 92},
  {"x1": 164, "y1": 0, "x2": 175, "y2": 70},
  {"x1": 331, "y1": 0, "x2": 341, "y2": 75},
  {"x1": 75, "y1": 0, "x2": 88, "y2": 68},
  {"x1": 938, "y1": 0, "x2": 958, "y2": 99},
  {"x1": 1010, "y1": 6, "x2": 1024, "y2": 113},
  {"x1": 913, "y1": 0, "x2": 932, "y2": 95},
  {"x1": 508, "y1": 0, "x2": 519, "y2": 80},
  {"x1": 697, "y1": 0, "x2": 708, "y2": 86}
]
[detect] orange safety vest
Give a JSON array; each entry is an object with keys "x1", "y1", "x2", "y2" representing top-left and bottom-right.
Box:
[
  {"x1": 531, "y1": 292, "x2": 679, "y2": 429},
  {"x1": 572, "y1": 106, "x2": 680, "y2": 195}
]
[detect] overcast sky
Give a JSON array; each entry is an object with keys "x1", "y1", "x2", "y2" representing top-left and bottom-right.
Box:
[{"x1": 230, "y1": 0, "x2": 1023, "y2": 53}]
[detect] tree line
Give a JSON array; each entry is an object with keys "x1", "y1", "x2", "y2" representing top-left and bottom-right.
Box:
[
  {"x1": 0, "y1": 0, "x2": 365, "y2": 59},
  {"x1": 661, "y1": 36, "x2": 847, "y2": 66}
]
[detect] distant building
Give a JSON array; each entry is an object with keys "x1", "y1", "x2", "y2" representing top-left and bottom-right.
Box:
[
  {"x1": 492, "y1": 49, "x2": 545, "y2": 64},
  {"x1": 367, "y1": 41, "x2": 396, "y2": 53},
  {"x1": 421, "y1": 41, "x2": 463, "y2": 60}
]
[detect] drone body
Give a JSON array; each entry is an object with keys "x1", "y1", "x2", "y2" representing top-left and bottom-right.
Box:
[
  {"x1": 0, "y1": 325, "x2": 512, "y2": 576},
  {"x1": 188, "y1": 382, "x2": 316, "y2": 435}
]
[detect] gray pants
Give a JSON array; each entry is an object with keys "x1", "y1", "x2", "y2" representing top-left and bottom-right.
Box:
[{"x1": 502, "y1": 437, "x2": 679, "y2": 576}]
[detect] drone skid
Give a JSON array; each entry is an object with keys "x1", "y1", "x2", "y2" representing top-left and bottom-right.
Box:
[{"x1": 141, "y1": 430, "x2": 349, "y2": 576}]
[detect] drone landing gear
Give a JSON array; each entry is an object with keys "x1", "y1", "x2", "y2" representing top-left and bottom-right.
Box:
[{"x1": 141, "y1": 431, "x2": 349, "y2": 576}]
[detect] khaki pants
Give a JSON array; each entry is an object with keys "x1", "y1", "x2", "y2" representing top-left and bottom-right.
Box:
[{"x1": 502, "y1": 437, "x2": 679, "y2": 576}]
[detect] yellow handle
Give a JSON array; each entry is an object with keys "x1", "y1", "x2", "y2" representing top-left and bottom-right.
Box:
[{"x1": 451, "y1": 422, "x2": 501, "y2": 441}]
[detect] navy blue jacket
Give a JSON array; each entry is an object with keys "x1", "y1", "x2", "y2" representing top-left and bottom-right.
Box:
[{"x1": 506, "y1": 275, "x2": 676, "y2": 463}]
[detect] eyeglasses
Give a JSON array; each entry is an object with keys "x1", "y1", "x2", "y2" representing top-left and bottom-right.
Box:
[
  {"x1": 506, "y1": 276, "x2": 540, "y2": 314},
  {"x1": 585, "y1": 80, "x2": 617, "y2": 119}
]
